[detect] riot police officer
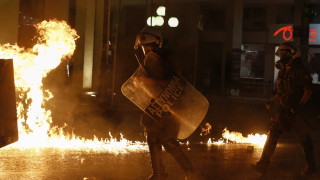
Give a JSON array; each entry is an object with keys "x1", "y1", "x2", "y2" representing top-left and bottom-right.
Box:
[
  {"x1": 134, "y1": 27, "x2": 194, "y2": 180},
  {"x1": 252, "y1": 42, "x2": 316, "y2": 176}
]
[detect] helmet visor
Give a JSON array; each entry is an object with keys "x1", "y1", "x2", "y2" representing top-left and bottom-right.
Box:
[{"x1": 134, "y1": 33, "x2": 160, "y2": 50}]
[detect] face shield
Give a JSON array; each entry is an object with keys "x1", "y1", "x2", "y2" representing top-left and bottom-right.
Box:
[
  {"x1": 134, "y1": 33, "x2": 162, "y2": 65},
  {"x1": 134, "y1": 33, "x2": 161, "y2": 51}
]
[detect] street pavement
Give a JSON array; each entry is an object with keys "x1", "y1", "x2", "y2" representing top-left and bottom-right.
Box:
[
  {"x1": 1, "y1": 94, "x2": 319, "y2": 180},
  {"x1": 0, "y1": 139, "x2": 319, "y2": 180}
]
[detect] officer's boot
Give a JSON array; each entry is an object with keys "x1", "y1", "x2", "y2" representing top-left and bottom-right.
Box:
[
  {"x1": 252, "y1": 130, "x2": 280, "y2": 174},
  {"x1": 162, "y1": 138, "x2": 195, "y2": 180},
  {"x1": 146, "y1": 133, "x2": 167, "y2": 180},
  {"x1": 300, "y1": 135, "x2": 316, "y2": 176}
]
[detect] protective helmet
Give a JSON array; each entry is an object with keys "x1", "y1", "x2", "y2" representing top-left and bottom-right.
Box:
[
  {"x1": 275, "y1": 42, "x2": 298, "y2": 57},
  {"x1": 134, "y1": 26, "x2": 163, "y2": 50}
]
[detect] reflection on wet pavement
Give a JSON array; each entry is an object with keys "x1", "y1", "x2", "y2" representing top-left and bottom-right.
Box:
[{"x1": 0, "y1": 141, "x2": 319, "y2": 180}]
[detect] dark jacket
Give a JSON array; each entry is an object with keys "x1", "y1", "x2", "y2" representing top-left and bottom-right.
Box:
[{"x1": 275, "y1": 57, "x2": 312, "y2": 109}]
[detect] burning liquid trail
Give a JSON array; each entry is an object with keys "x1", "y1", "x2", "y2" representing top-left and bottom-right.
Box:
[{"x1": 208, "y1": 128, "x2": 267, "y2": 147}]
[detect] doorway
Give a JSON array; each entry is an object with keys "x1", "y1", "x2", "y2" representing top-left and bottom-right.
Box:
[{"x1": 197, "y1": 42, "x2": 223, "y2": 93}]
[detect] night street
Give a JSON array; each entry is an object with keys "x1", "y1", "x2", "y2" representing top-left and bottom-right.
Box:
[
  {"x1": 1, "y1": 1, "x2": 320, "y2": 180},
  {"x1": 1, "y1": 93, "x2": 319, "y2": 180}
]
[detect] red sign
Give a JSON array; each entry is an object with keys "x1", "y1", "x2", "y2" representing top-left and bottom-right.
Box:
[
  {"x1": 273, "y1": 25, "x2": 318, "y2": 42},
  {"x1": 309, "y1": 29, "x2": 316, "y2": 42},
  {"x1": 273, "y1": 26, "x2": 293, "y2": 41}
]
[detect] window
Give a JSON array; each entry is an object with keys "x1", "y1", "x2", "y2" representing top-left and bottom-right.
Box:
[
  {"x1": 18, "y1": 0, "x2": 45, "y2": 48},
  {"x1": 308, "y1": 52, "x2": 320, "y2": 84},
  {"x1": 308, "y1": 3, "x2": 320, "y2": 23},
  {"x1": 276, "y1": 6, "x2": 294, "y2": 24},
  {"x1": 243, "y1": 7, "x2": 267, "y2": 30},
  {"x1": 240, "y1": 44, "x2": 265, "y2": 79},
  {"x1": 200, "y1": 8, "x2": 226, "y2": 30}
]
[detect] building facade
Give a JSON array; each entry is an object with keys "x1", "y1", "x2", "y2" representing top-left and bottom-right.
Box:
[{"x1": 1, "y1": 0, "x2": 319, "y2": 106}]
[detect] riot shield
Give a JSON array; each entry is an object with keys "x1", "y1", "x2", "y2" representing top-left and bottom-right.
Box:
[
  {"x1": 0, "y1": 59, "x2": 18, "y2": 148},
  {"x1": 121, "y1": 66, "x2": 209, "y2": 140}
]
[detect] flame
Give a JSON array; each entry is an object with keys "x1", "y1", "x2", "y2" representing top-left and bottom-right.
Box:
[
  {"x1": 201, "y1": 122, "x2": 266, "y2": 147},
  {"x1": 0, "y1": 19, "x2": 266, "y2": 153},
  {"x1": 207, "y1": 128, "x2": 267, "y2": 147},
  {"x1": 207, "y1": 138, "x2": 224, "y2": 145},
  {"x1": 0, "y1": 19, "x2": 147, "y2": 153}
]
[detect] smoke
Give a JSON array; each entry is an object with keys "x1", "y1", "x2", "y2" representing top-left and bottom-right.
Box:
[{"x1": 42, "y1": 64, "x2": 144, "y2": 141}]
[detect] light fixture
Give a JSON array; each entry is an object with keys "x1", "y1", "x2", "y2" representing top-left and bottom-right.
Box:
[
  {"x1": 168, "y1": 17, "x2": 179, "y2": 27},
  {"x1": 156, "y1": 6, "x2": 166, "y2": 16},
  {"x1": 147, "y1": 16, "x2": 164, "y2": 26}
]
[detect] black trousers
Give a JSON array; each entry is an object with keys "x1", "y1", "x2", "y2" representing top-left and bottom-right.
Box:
[
  {"x1": 141, "y1": 114, "x2": 194, "y2": 174},
  {"x1": 259, "y1": 107, "x2": 315, "y2": 169}
]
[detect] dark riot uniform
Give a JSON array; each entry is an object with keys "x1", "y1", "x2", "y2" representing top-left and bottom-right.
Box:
[
  {"x1": 254, "y1": 56, "x2": 316, "y2": 175},
  {"x1": 138, "y1": 49, "x2": 194, "y2": 179}
]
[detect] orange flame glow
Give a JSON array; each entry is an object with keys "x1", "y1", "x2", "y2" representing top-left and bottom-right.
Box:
[
  {"x1": 0, "y1": 19, "x2": 147, "y2": 152},
  {"x1": 207, "y1": 128, "x2": 267, "y2": 147},
  {"x1": 0, "y1": 19, "x2": 266, "y2": 152}
]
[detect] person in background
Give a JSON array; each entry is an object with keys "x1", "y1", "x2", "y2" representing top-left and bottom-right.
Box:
[{"x1": 252, "y1": 42, "x2": 316, "y2": 176}]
